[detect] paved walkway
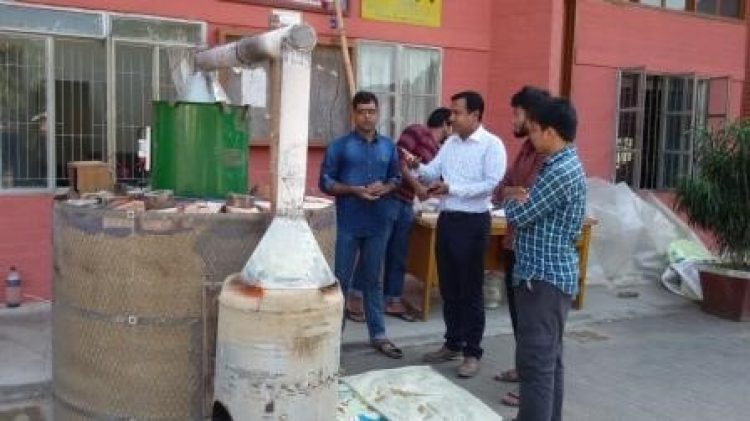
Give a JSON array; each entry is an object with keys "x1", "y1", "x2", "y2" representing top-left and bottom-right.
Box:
[
  {"x1": 343, "y1": 307, "x2": 750, "y2": 420},
  {"x1": 4, "y1": 282, "x2": 746, "y2": 420}
]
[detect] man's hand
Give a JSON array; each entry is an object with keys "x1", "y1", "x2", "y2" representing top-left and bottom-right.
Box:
[
  {"x1": 427, "y1": 181, "x2": 449, "y2": 197},
  {"x1": 400, "y1": 147, "x2": 422, "y2": 169},
  {"x1": 366, "y1": 181, "x2": 393, "y2": 197},
  {"x1": 352, "y1": 186, "x2": 378, "y2": 201},
  {"x1": 505, "y1": 186, "x2": 529, "y2": 204},
  {"x1": 503, "y1": 186, "x2": 527, "y2": 197},
  {"x1": 414, "y1": 185, "x2": 430, "y2": 202}
]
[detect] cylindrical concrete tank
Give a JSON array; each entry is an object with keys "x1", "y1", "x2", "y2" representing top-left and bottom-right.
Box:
[
  {"x1": 214, "y1": 274, "x2": 342, "y2": 420},
  {"x1": 52, "y1": 200, "x2": 334, "y2": 420}
]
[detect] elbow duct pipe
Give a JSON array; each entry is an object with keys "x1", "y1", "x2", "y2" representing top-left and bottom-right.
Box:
[{"x1": 194, "y1": 24, "x2": 317, "y2": 71}]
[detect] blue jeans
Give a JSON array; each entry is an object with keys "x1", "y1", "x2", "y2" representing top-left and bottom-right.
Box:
[
  {"x1": 352, "y1": 199, "x2": 414, "y2": 303},
  {"x1": 384, "y1": 200, "x2": 414, "y2": 302},
  {"x1": 335, "y1": 228, "x2": 391, "y2": 342}
]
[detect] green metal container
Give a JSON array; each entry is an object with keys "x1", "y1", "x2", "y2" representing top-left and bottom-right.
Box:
[{"x1": 152, "y1": 101, "x2": 250, "y2": 198}]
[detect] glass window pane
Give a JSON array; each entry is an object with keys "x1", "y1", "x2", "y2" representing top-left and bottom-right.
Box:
[
  {"x1": 401, "y1": 47, "x2": 439, "y2": 95},
  {"x1": 357, "y1": 43, "x2": 396, "y2": 94},
  {"x1": 639, "y1": 0, "x2": 662, "y2": 6},
  {"x1": 0, "y1": 36, "x2": 48, "y2": 188},
  {"x1": 159, "y1": 47, "x2": 180, "y2": 101},
  {"x1": 400, "y1": 95, "x2": 438, "y2": 133},
  {"x1": 663, "y1": 153, "x2": 679, "y2": 188},
  {"x1": 309, "y1": 46, "x2": 350, "y2": 143},
  {"x1": 695, "y1": 79, "x2": 708, "y2": 129},
  {"x1": 615, "y1": 110, "x2": 637, "y2": 185},
  {"x1": 112, "y1": 16, "x2": 203, "y2": 45},
  {"x1": 665, "y1": 0, "x2": 686, "y2": 10},
  {"x1": 54, "y1": 39, "x2": 108, "y2": 186},
  {"x1": 0, "y1": 3, "x2": 104, "y2": 38},
  {"x1": 619, "y1": 73, "x2": 641, "y2": 109},
  {"x1": 667, "y1": 77, "x2": 689, "y2": 112},
  {"x1": 719, "y1": 0, "x2": 740, "y2": 17},
  {"x1": 696, "y1": 0, "x2": 718, "y2": 14},
  {"x1": 115, "y1": 44, "x2": 154, "y2": 184},
  {"x1": 374, "y1": 94, "x2": 396, "y2": 139}
]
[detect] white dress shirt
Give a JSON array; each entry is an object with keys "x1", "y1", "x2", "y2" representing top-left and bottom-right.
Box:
[{"x1": 417, "y1": 125, "x2": 507, "y2": 213}]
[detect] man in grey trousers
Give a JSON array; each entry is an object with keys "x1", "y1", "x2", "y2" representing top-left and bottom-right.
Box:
[{"x1": 504, "y1": 97, "x2": 586, "y2": 421}]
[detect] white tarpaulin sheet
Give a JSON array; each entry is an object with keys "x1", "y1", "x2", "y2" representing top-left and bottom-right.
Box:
[
  {"x1": 585, "y1": 178, "x2": 688, "y2": 286},
  {"x1": 341, "y1": 366, "x2": 502, "y2": 421}
]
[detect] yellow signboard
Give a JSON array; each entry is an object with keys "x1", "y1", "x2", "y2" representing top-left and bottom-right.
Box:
[{"x1": 361, "y1": 0, "x2": 442, "y2": 28}]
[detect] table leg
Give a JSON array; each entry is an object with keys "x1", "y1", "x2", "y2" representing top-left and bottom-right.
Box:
[{"x1": 574, "y1": 226, "x2": 592, "y2": 310}]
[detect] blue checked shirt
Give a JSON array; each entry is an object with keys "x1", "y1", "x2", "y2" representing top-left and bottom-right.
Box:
[{"x1": 505, "y1": 145, "x2": 586, "y2": 296}]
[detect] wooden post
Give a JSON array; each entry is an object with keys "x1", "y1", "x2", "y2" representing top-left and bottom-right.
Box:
[{"x1": 333, "y1": 0, "x2": 356, "y2": 99}]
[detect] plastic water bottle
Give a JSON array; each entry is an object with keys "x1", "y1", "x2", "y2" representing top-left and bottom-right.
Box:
[{"x1": 5, "y1": 266, "x2": 21, "y2": 308}]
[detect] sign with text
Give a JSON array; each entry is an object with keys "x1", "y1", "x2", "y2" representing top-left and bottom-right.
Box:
[{"x1": 362, "y1": 0, "x2": 442, "y2": 28}]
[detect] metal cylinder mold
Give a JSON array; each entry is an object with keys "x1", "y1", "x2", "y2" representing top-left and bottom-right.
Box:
[{"x1": 52, "y1": 200, "x2": 334, "y2": 420}]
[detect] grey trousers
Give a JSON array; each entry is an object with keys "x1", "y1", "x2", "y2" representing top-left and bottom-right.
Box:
[{"x1": 515, "y1": 280, "x2": 572, "y2": 421}]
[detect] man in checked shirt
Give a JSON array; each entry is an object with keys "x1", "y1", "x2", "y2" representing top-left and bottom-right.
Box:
[
  {"x1": 493, "y1": 88, "x2": 551, "y2": 407},
  {"x1": 504, "y1": 97, "x2": 585, "y2": 421}
]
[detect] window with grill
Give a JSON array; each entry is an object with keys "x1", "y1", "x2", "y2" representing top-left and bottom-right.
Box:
[
  {"x1": 357, "y1": 42, "x2": 441, "y2": 139},
  {"x1": 219, "y1": 31, "x2": 349, "y2": 145},
  {"x1": 0, "y1": 6, "x2": 203, "y2": 191},
  {"x1": 615, "y1": 70, "x2": 729, "y2": 190},
  {"x1": 0, "y1": 36, "x2": 48, "y2": 189},
  {"x1": 630, "y1": 0, "x2": 744, "y2": 18}
]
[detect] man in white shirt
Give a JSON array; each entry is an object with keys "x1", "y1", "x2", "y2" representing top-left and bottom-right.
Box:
[{"x1": 412, "y1": 91, "x2": 507, "y2": 378}]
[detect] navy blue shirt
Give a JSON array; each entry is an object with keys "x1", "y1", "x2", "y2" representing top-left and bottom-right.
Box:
[{"x1": 319, "y1": 131, "x2": 401, "y2": 236}]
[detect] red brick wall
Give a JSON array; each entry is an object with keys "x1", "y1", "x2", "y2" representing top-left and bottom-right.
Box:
[
  {"x1": 485, "y1": 0, "x2": 562, "y2": 160},
  {"x1": 572, "y1": 0, "x2": 746, "y2": 179},
  {"x1": 5, "y1": 0, "x2": 496, "y2": 301},
  {"x1": 743, "y1": 4, "x2": 750, "y2": 117},
  {"x1": 0, "y1": 195, "x2": 53, "y2": 303}
]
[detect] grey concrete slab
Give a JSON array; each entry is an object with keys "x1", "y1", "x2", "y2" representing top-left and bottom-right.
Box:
[
  {"x1": 0, "y1": 302, "x2": 51, "y2": 398},
  {"x1": 342, "y1": 309, "x2": 750, "y2": 421},
  {"x1": 341, "y1": 281, "x2": 692, "y2": 348}
]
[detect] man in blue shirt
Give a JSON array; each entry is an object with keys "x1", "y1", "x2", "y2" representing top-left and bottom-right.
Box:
[
  {"x1": 318, "y1": 91, "x2": 403, "y2": 359},
  {"x1": 504, "y1": 97, "x2": 585, "y2": 421}
]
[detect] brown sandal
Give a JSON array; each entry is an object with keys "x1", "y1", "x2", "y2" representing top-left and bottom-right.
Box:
[
  {"x1": 372, "y1": 339, "x2": 404, "y2": 359},
  {"x1": 385, "y1": 311, "x2": 418, "y2": 322},
  {"x1": 346, "y1": 310, "x2": 365, "y2": 323}
]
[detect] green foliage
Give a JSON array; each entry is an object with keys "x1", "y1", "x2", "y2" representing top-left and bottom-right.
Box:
[{"x1": 675, "y1": 120, "x2": 750, "y2": 269}]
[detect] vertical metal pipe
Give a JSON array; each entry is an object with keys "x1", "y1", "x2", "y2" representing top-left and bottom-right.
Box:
[{"x1": 273, "y1": 42, "x2": 312, "y2": 216}]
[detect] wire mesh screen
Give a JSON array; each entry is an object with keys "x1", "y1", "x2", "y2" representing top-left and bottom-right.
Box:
[
  {"x1": 0, "y1": 35, "x2": 48, "y2": 188},
  {"x1": 52, "y1": 202, "x2": 336, "y2": 419},
  {"x1": 115, "y1": 44, "x2": 183, "y2": 185},
  {"x1": 115, "y1": 43, "x2": 153, "y2": 184},
  {"x1": 54, "y1": 39, "x2": 107, "y2": 186}
]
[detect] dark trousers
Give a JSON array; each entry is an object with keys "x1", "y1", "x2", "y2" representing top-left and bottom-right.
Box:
[
  {"x1": 501, "y1": 249, "x2": 518, "y2": 338},
  {"x1": 515, "y1": 280, "x2": 572, "y2": 421},
  {"x1": 436, "y1": 211, "x2": 490, "y2": 359}
]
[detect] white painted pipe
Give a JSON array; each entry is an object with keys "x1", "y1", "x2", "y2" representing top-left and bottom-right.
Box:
[
  {"x1": 274, "y1": 41, "x2": 312, "y2": 216},
  {"x1": 194, "y1": 24, "x2": 316, "y2": 71}
]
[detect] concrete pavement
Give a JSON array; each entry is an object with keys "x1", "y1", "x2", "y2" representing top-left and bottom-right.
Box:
[
  {"x1": 343, "y1": 307, "x2": 750, "y2": 421},
  {"x1": 4, "y1": 281, "x2": 747, "y2": 420}
]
